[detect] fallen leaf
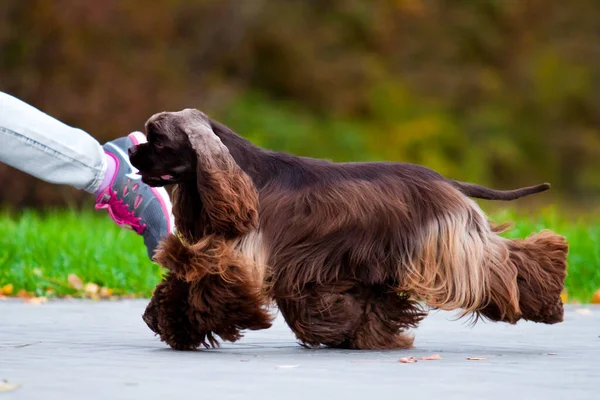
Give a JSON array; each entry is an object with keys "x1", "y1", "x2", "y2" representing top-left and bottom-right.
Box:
[
  {"x1": 84, "y1": 283, "x2": 100, "y2": 295},
  {"x1": 89, "y1": 293, "x2": 101, "y2": 301},
  {"x1": 591, "y1": 289, "x2": 600, "y2": 304},
  {"x1": 16, "y1": 289, "x2": 33, "y2": 298},
  {"x1": 68, "y1": 274, "x2": 84, "y2": 290},
  {"x1": 100, "y1": 287, "x2": 113, "y2": 298},
  {"x1": 0, "y1": 380, "x2": 21, "y2": 392},
  {"x1": 575, "y1": 308, "x2": 592, "y2": 316},
  {"x1": 560, "y1": 291, "x2": 568, "y2": 303},
  {"x1": 420, "y1": 354, "x2": 443, "y2": 360},
  {"x1": 466, "y1": 357, "x2": 486, "y2": 361},
  {"x1": 1, "y1": 284, "x2": 13, "y2": 296},
  {"x1": 399, "y1": 356, "x2": 418, "y2": 363},
  {"x1": 25, "y1": 297, "x2": 48, "y2": 305}
]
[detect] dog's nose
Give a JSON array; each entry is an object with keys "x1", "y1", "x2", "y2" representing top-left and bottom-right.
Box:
[{"x1": 128, "y1": 145, "x2": 137, "y2": 158}]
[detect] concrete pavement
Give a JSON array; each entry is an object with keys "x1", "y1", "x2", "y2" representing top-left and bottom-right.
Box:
[{"x1": 1, "y1": 300, "x2": 598, "y2": 400}]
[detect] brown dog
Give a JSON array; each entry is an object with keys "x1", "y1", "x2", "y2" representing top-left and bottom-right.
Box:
[{"x1": 129, "y1": 109, "x2": 568, "y2": 350}]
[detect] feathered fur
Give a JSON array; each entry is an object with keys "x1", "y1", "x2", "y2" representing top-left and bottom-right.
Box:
[{"x1": 130, "y1": 109, "x2": 568, "y2": 350}]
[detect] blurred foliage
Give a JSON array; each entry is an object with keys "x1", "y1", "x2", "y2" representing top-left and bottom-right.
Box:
[
  {"x1": 1, "y1": 207, "x2": 599, "y2": 301},
  {"x1": 1, "y1": 0, "x2": 599, "y2": 207},
  {"x1": 0, "y1": 209, "x2": 160, "y2": 297}
]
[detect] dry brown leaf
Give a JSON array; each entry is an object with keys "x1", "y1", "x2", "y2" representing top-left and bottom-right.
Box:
[
  {"x1": 591, "y1": 289, "x2": 600, "y2": 304},
  {"x1": 420, "y1": 354, "x2": 443, "y2": 360},
  {"x1": 84, "y1": 283, "x2": 100, "y2": 295},
  {"x1": 68, "y1": 274, "x2": 84, "y2": 290},
  {"x1": 0, "y1": 380, "x2": 21, "y2": 392},
  {"x1": 99, "y1": 287, "x2": 113, "y2": 298},
  {"x1": 25, "y1": 297, "x2": 48, "y2": 305},
  {"x1": 466, "y1": 357, "x2": 487, "y2": 361},
  {"x1": 399, "y1": 356, "x2": 418, "y2": 363},
  {"x1": 16, "y1": 289, "x2": 33, "y2": 298},
  {"x1": 1, "y1": 284, "x2": 13, "y2": 296}
]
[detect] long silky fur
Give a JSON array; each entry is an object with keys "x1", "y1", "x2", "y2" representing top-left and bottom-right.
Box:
[
  {"x1": 145, "y1": 111, "x2": 271, "y2": 350},
  {"x1": 143, "y1": 109, "x2": 569, "y2": 350}
]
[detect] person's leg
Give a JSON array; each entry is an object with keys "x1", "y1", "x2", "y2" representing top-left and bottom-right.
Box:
[
  {"x1": 0, "y1": 91, "x2": 173, "y2": 259},
  {"x1": 0, "y1": 91, "x2": 107, "y2": 191}
]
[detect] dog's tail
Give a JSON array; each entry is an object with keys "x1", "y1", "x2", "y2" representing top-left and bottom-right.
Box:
[{"x1": 450, "y1": 181, "x2": 551, "y2": 201}]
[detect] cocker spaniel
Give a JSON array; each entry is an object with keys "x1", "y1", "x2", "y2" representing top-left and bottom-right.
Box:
[{"x1": 129, "y1": 109, "x2": 568, "y2": 350}]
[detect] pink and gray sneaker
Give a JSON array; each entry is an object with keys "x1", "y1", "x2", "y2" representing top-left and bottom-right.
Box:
[{"x1": 95, "y1": 132, "x2": 174, "y2": 260}]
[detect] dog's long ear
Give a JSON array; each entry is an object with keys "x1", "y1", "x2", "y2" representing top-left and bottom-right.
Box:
[
  {"x1": 171, "y1": 182, "x2": 207, "y2": 243},
  {"x1": 182, "y1": 110, "x2": 259, "y2": 237}
]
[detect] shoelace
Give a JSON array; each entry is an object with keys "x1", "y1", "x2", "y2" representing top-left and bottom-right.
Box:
[{"x1": 95, "y1": 189, "x2": 147, "y2": 234}]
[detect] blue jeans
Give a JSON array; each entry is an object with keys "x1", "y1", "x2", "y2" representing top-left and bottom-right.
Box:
[{"x1": 0, "y1": 91, "x2": 106, "y2": 193}]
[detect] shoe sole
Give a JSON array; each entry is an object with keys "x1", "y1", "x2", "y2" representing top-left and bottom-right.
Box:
[{"x1": 128, "y1": 131, "x2": 175, "y2": 234}]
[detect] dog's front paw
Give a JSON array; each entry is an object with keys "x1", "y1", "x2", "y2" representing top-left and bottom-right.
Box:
[{"x1": 142, "y1": 294, "x2": 161, "y2": 335}]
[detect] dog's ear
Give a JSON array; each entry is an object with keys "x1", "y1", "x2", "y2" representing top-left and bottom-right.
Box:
[
  {"x1": 180, "y1": 110, "x2": 231, "y2": 193},
  {"x1": 181, "y1": 110, "x2": 223, "y2": 164},
  {"x1": 180, "y1": 109, "x2": 259, "y2": 237}
]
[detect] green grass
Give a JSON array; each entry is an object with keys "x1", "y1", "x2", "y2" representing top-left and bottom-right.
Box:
[
  {"x1": 0, "y1": 209, "x2": 162, "y2": 298},
  {"x1": 490, "y1": 206, "x2": 600, "y2": 303},
  {"x1": 0, "y1": 207, "x2": 599, "y2": 302}
]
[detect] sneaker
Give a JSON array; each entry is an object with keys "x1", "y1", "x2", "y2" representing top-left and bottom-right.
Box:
[{"x1": 95, "y1": 132, "x2": 174, "y2": 259}]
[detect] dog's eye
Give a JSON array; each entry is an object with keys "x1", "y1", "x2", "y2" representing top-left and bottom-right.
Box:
[{"x1": 154, "y1": 140, "x2": 165, "y2": 149}]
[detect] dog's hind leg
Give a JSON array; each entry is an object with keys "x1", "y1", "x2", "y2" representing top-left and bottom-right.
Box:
[
  {"x1": 478, "y1": 230, "x2": 568, "y2": 324},
  {"x1": 396, "y1": 182, "x2": 568, "y2": 325},
  {"x1": 510, "y1": 231, "x2": 568, "y2": 323},
  {"x1": 390, "y1": 181, "x2": 524, "y2": 323}
]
